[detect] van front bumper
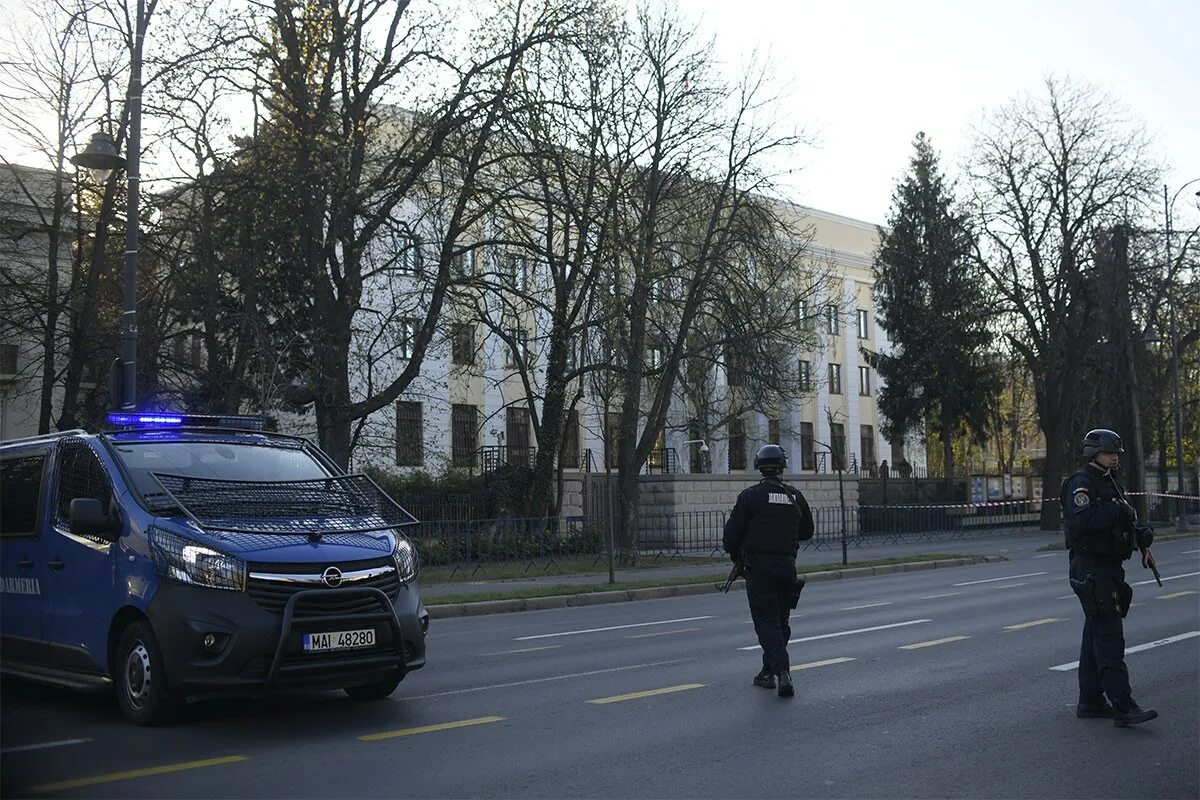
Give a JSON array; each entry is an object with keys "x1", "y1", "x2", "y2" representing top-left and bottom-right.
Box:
[{"x1": 146, "y1": 581, "x2": 427, "y2": 696}]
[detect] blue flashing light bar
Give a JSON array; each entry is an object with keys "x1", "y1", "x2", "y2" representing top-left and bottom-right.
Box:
[
  {"x1": 108, "y1": 413, "x2": 184, "y2": 426},
  {"x1": 107, "y1": 412, "x2": 269, "y2": 431}
]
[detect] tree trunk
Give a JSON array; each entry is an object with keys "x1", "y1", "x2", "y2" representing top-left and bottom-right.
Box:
[{"x1": 941, "y1": 406, "x2": 956, "y2": 497}]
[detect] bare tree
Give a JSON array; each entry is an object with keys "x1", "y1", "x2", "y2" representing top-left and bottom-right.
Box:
[
  {"x1": 596, "y1": 7, "x2": 813, "y2": 563},
  {"x1": 966, "y1": 76, "x2": 1158, "y2": 529}
]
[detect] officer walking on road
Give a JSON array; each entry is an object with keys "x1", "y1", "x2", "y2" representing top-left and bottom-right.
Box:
[
  {"x1": 723, "y1": 444, "x2": 814, "y2": 698},
  {"x1": 1060, "y1": 428, "x2": 1158, "y2": 727}
]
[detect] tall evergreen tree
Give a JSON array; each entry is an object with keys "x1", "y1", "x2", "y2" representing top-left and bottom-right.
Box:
[{"x1": 866, "y1": 132, "x2": 1000, "y2": 492}]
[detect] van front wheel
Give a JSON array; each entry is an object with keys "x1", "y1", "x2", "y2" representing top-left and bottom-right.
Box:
[{"x1": 114, "y1": 621, "x2": 176, "y2": 725}]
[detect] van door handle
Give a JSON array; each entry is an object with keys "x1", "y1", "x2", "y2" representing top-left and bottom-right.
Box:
[
  {"x1": 18, "y1": 559, "x2": 34, "y2": 569},
  {"x1": 47, "y1": 559, "x2": 65, "y2": 571}
]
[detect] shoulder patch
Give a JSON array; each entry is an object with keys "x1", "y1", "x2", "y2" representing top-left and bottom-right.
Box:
[{"x1": 1073, "y1": 490, "x2": 1090, "y2": 507}]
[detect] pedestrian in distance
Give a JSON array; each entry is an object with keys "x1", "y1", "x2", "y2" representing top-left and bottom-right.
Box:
[
  {"x1": 1060, "y1": 428, "x2": 1158, "y2": 727},
  {"x1": 723, "y1": 444, "x2": 814, "y2": 698}
]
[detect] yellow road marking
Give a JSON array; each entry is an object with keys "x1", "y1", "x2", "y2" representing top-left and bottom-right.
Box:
[
  {"x1": 627, "y1": 628, "x2": 700, "y2": 639},
  {"x1": 790, "y1": 657, "x2": 855, "y2": 671},
  {"x1": 1157, "y1": 590, "x2": 1198, "y2": 600},
  {"x1": 1004, "y1": 618, "x2": 1064, "y2": 631},
  {"x1": 482, "y1": 645, "x2": 561, "y2": 655},
  {"x1": 359, "y1": 716, "x2": 505, "y2": 741},
  {"x1": 900, "y1": 635, "x2": 971, "y2": 650},
  {"x1": 33, "y1": 755, "x2": 248, "y2": 793},
  {"x1": 587, "y1": 684, "x2": 705, "y2": 704}
]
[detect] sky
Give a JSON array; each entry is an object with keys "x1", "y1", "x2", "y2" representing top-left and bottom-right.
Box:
[
  {"x1": 2, "y1": 0, "x2": 1196, "y2": 229},
  {"x1": 673, "y1": 0, "x2": 1200, "y2": 228}
]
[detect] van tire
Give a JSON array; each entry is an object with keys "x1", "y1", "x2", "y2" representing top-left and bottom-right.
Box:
[
  {"x1": 344, "y1": 672, "x2": 402, "y2": 701},
  {"x1": 114, "y1": 621, "x2": 176, "y2": 725}
]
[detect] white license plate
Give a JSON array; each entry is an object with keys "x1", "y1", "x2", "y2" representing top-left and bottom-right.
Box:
[{"x1": 303, "y1": 628, "x2": 375, "y2": 653}]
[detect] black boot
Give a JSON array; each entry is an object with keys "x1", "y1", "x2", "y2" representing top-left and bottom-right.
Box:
[
  {"x1": 1076, "y1": 700, "x2": 1115, "y2": 718},
  {"x1": 1114, "y1": 704, "x2": 1157, "y2": 727},
  {"x1": 776, "y1": 671, "x2": 794, "y2": 698},
  {"x1": 753, "y1": 669, "x2": 775, "y2": 689}
]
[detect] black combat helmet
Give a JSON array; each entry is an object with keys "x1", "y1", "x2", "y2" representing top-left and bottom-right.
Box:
[
  {"x1": 1082, "y1": 428, "x2": 1124, "y2": 459},
  {"x1": 754, "y1": 444, "x2": 788, "y2": 476}
]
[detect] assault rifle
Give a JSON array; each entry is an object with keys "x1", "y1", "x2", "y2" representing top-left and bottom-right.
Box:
[
  {"x1": 1105, "y1": 475, "x2": 1163, "y2": 588},
  {"x1": 717, "y1": 560, "x2": 744, "y2": 593}
]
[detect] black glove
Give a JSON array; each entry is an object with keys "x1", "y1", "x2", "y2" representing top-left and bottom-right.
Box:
[
  {"x1": 1135, "y1": 524, "x2": 1154, "y2": 550},
  {"x1": 728, "y1": 550, "x2": 741, "y2": 564}
]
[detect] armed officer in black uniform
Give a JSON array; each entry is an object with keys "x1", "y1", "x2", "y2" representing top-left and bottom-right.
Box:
[
  {"x1": 723, "y1": 444, "x2": 814, "y2": 698},
  {"x1": 1061, "y1": 428, "x2": 1157, "y2": 727}
]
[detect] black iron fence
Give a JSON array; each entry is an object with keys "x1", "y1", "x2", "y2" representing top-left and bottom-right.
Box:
[{"x1": 402, "y1": 493, "x2": 1198, "y2": 578}]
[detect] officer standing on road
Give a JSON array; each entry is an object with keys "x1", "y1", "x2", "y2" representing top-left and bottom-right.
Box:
[
  {"x1": 723, "y1": 444, "x2": 814, "y2": 698},
  {"x1": 1060, "y1": 428, "x2": 1157, "y2": 727}
]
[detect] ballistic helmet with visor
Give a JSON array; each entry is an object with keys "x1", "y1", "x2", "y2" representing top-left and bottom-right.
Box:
[
  {"x1": 1082, "y1": 428, "x2": 1124, "y2": 460},
  {"x1": 754, "y1": 444, "x2": 788, "y2": 475}
]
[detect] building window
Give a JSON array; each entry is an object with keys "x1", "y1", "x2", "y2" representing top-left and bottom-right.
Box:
[
  {"x1": 830, "y1": 422, "x2": 846, "y2": 471},
  {"x1": 451, "y1": 324, "x2": 474, "y2": 366},
  {"x1": 561, "y1": 409, "x2": 581, "y2": 469},
  {"x1": 398, "y1": 237, "x2": 423, "y2": 275},
  {"x1": 827, "y1": 305, "x2": 839, "y2": 336},
  {"x1": 400, "y1": 318, "x2": 420, "y2": 359},
  {"x1": 857, "y1": 309, "x2": 870, "y2": 339},
  {"x1": 452, "y1": 243, "x2": 476, "y2": 277},
  {"x1": 506, "y1": 406, "x2": 532, "y2": 466},
  {"x1": 799, "y1": 422, "x2": 815, "y2": 471},
  {"x1": 604, "y1": 411, "x2": 620, "y2": 469},
  {"x1": 646, "y1": 344, "x2": 664, "y2": 371},
  {"x1": 504, "y1": 253, "x2": 529, "y2": 290},
  {"x1": 728, "y1": 417, "x2": 747, "y2": 471},
  {"x1": 860, "y1": 424, "x2": 876, "y2": 472},
  {"x1": 172, "y1": 332, "x2": 202, "y2": 370},
  {"x1": 505, "y1": 327, "x2": 528, "y2": 368},
  {"x1": 768, "y1": 417, "x2": 781, "y2": 447},
  {"x1": 724, "y1": 343, "x2": 743, "y2": 387},
  {"x1": 0, "y1": 343, "x2": 16, "y2": 375},
  {"x1": 858, "y1": 365, "x2": 871, "y2": 396},
  {"x1": 395, "y1": 402, "x2": 423, "y2": 466},
  {"x1": 798, "y1": 297, "x2": 811, "y2": 329},
  {"x1": 451, "y1": 404, "x2": 478, "y2": 468},
  {"x1": 799, "y1": 360, "x2": 811, "y2": 391},
  {"x1": 829, "y1": 363, "x2": 842, "y2": 394}
]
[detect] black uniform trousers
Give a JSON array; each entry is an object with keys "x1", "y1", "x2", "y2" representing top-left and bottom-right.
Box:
[
  {"x1": 744, "y1": 552, "x2": 797, "y2": 674},
  {"x1": 1070, "y1": 551, "x2": 1134, "y2": 709}
]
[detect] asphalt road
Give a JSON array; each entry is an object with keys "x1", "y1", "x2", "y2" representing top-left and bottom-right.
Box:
[{"x1": 3, "y1": 539, "x2": 1198, "y2": 800}]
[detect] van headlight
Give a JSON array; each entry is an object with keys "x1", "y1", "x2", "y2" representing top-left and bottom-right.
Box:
[
  {"x1": 393, "y1": 535, "x2": 419, "y2": 582},
  {"x1": 148, "y1": 526, "x2": 246, "y2": 591}
]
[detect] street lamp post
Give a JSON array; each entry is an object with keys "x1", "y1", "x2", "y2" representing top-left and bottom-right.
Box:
[
  {"x1": 682, "y1": 439, "x2": 710, "y2": 473},
  {"x1": 1163, "y1": 180, "x2": 1200, "y2": 531},
  {"x1": 70, "y1": 0, "x2": 146, "y2": 412}
]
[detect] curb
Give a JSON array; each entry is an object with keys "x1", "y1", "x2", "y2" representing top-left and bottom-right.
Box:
[{"x1": 426, "y1": 554, "x2": 1008, "y2": 619}]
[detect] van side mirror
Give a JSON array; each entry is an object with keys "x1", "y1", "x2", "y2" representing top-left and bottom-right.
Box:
[{"x1": 69, "y1": 498, "x2": 120, "y2": 541}]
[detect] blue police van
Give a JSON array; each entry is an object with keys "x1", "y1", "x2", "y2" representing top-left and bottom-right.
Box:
[{"x1": 0, "y1": 413, "x2": 428, "y2": 725}]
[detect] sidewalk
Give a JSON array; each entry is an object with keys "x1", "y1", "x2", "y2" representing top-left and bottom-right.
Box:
[
  {"x1": 418, "y1": 526, "x2": 1200, "y2": 618},
  {"x1": 420, "y1": 527, "x2": 1063, "y2": 603}
]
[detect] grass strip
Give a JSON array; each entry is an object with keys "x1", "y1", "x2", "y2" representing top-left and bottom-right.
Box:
[{"x1": 427, "y1": 553, "x2": 974, "y2": 605}]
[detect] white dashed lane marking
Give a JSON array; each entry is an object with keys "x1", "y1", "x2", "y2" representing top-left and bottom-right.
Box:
[
  {"x1": 514, "y1": 616, "x2": 714, "y2": 640},
  {"x1": 955, "y1": 572, "x2": 1048, "y2": 587},
  {"x1": 1050, "y1": 631, "x2": 1200, "y2": 671}
]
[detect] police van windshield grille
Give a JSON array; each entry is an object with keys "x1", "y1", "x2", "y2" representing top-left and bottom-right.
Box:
[{"x1": 150, "y1": 473, "x2": 419, "y2": 535}]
